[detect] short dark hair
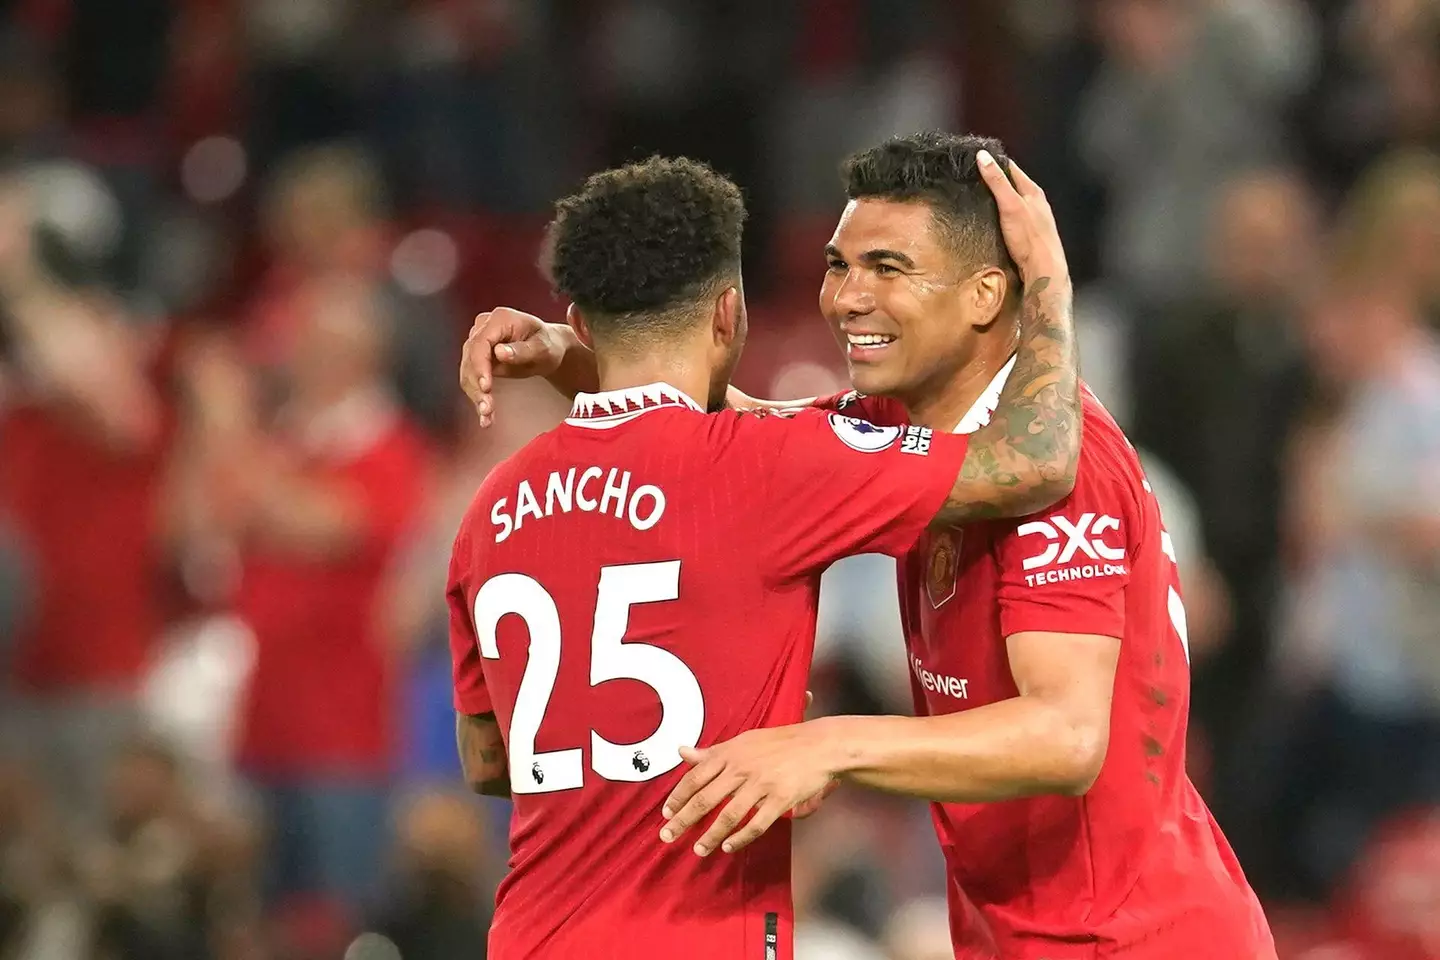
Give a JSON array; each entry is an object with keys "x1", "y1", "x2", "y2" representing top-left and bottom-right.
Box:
[
  {"x1": 841, "y1": 131, "x2": 1015, "y2": 275},
  {"x1": 545, "y1": 156, "x2": 746, "y2": 346}
]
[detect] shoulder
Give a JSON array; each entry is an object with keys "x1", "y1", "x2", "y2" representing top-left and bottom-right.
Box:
[
  {"x1": 1065, "y1": 388, "x2": 1150, "y2": 510},
  {"x1": 459, "y1": 437, "x2": 548, "y2": 527},
  {"x1": 825, "y1": 390, "x2": 910, "y2": 426},
  {"x1": 713, "y1": 406, "x2": 918, "y2": 460}
]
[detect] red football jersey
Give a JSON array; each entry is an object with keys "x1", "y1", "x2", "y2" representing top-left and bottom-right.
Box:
[
  {"x1": 447, "y1": 382, "x2": 968, "y2": 960},
  {"x1": 821, "y1": 379, "x2": 1276, "y2": 960}
]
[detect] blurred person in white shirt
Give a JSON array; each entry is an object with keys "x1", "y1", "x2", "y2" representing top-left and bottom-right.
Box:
[{"x1": 1259, "y1": 178, "x2": 1440, "y2": 896}]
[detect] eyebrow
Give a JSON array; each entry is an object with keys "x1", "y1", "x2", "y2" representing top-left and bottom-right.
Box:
[{"x1": 825, "y1": 244, "x2": 916, "y2": 270}]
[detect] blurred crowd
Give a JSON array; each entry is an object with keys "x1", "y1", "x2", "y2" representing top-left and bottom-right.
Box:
[{"x1": 0, "y1": 0, "x2": 1438, "y2": 958}]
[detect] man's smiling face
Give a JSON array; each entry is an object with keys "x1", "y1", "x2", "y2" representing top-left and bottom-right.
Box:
[{"x1": 819, "y1": 198, "x2": 992, "y2": 404}]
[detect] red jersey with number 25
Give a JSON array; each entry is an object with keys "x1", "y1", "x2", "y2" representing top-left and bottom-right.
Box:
[
  {"x1": 447, "y1": 382, "x2": 968, "y2": 960},
  {"x1": 821, "y1": 376, "x2": 1276, "y2": 960}
]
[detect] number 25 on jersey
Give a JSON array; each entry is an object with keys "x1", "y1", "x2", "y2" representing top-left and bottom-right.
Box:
[{"x1": 472, "y1": 560, "x2": 706, "y2": 795}]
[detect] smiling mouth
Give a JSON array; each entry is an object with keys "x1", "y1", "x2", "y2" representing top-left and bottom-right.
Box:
[{"x1": 845, "y1": 332, "x2": 897, "y2": 360}]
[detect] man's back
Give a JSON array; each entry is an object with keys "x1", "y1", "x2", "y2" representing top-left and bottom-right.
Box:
[{"x1": 448, "y1": 383, "x2": 970, "y2": 959}]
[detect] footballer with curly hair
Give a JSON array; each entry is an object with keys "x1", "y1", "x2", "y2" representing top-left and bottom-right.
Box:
[{"x1": 445, "y1": 152, "x2": 1082, "y2": 959}]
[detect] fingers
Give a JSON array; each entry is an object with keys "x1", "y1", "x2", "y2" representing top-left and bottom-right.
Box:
[
  {"x1": 1002, "y1": 157, "x2": 1044, "y2": 202},
  {"x1": 718, "y1": 798, "x2": 788, "y2": 854},
  {"x1": 460, "y1": 315, "x2": 495, "y2": 427},
  {"x1": 804, "y1": 690, "x2": 813, "y2": 712},
  {"x1": 691, "y1": 787, "x2": 764, "y2": 857},
  {"x1": 660, "y1": 749, "x2": 718, "y2": 828},
  {"x1": 976, "y1": 150, "x2": 1023, "y2": 210},
  {"x1": 493, "y1": 337, "x2": 554, "y2": 370},
  {"x1": 661, "y1": 773, "x2": 738, "y2": 847}
]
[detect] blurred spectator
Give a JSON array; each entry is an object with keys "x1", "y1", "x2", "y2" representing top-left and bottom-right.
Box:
[
  {"x1": 368, "y1": 789, "x2": 495, "y2": 960},
  {"x1": 0, "y1": 756, "x2": 86, "y2": 959},
  {"x1": 883, "y1": 897, "x2": 954, "y2": 960},
  {"x1": 1331, "y1": 148, "x2": 1440, "y2": 322},
  {"x1": 1129, "y1": 167, "x2": 1318, "y2": 786},
  {"x1": 246, "y1": 143, "x2": 457, "y2": 436},
  {"x1": 169, "y1": 275, "x2": 431, "y2": 918},
  {"x1": 793, "y1": 806, "x2": 887, "y2": 960},
  {"x1": 1258, "y1": 230, "x2": 1440, "y2": 898},
  {"x1": 1301, "y1": 0, "x2": 1440, "y2": 196},
  {"x1": 0, "y1": 170, "x2": 171, "y2": 835},
  {"x1": 78, "y1": 737, "x2": 259, "y2": 960},
  {"x1": 1079, "y1": 0, "x2": 1317, "y2": 309}
]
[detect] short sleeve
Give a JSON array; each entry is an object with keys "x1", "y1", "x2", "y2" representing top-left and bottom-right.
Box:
[
  {"x1": 734, "y1": 408, "x2": 969, "y2": 579},
  {"x1": 447, "y1": 525, "x2": 493, "y2": 715},
  {"x1": 994, "y1": 460, "x2": 1134, "y2": 639}
]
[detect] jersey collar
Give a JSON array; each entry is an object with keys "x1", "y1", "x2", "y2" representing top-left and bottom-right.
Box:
[
  {"x1": 565, "y1": 381, "x2": 705, "y2": 429},
  {"x1": 953, "y1": 354, "x2": 1018, "y2": 435}
]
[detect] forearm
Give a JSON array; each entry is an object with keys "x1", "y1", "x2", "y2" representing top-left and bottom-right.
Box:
[
  {"x1": 546, "y1": 323, "x2": 599, "y2": 399},
  {"x1": 819, "y1": 697, "x2": 1104, "y2": 803},
  {"x1": 940, "y1": 276, "x2": 1081, "y2": 524},
  {"x1": 724, "y1": 385, "x2": 818, "y2": 414},
  {"x1": 457, "y1": 712, "x2": 510, "y2": 797}
]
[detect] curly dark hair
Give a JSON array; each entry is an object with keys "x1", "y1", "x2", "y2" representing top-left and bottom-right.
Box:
[
  {"x1": 545, "y1": 156, "x2": 746, "y2": 346},
  {"x1": 841, "y1": 131, "x2": 1015, "y2": 275}
]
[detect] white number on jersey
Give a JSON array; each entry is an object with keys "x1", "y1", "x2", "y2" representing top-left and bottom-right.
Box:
[
  {"x1": 1158, "y1": 530, "x2": 1190, "y2": 664},
  {"x1": 1142, "y1": 472, "x2": 1191, "y2": 665},
  {"x1": 472, "y1": 560, "x2": 706, "y2": 795}
]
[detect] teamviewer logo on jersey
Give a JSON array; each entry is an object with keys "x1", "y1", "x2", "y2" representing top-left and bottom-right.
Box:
[
  {"x1": 828, "y1": 413, "x2": 902, "y2": 452},
  {"x1": 1018, "y1": 512, "x2": 1128, "y2": 586}
]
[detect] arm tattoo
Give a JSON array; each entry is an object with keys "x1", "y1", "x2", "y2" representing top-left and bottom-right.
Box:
[
  {"x1": 457, "y1": 711, "x2": 511, "y2": 797},
  {"x1": 938, "y1": 276, "x2": 1081, "y2": 525}
]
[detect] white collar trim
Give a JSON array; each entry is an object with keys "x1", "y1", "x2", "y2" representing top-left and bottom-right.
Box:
[
  {"x1": 953, "y1": 354, "x2": 1018, "y2": 435},
  {"x1": 565, "y1": 381, "x2": 704, "y2": 429}
]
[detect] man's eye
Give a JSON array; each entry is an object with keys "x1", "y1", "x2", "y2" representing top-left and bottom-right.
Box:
[
  {"x1": 826, "y1": 259, "x2": 846, "y2": 271},
  {"x1": 875, "y1": 263, "x2": 899, "y2": 276}
]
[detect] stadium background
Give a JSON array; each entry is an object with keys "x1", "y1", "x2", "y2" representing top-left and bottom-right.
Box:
[{"x1": 1, "y1": 0, "x2": 1438, "y2": 957}]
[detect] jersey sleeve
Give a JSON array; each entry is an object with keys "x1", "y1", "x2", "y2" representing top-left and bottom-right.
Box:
[
  {"x1": 447, "y1": 524, "x2": 493, "y2": 716},
  {"x1": 730, "y1": 408, "x2": 969, "y2": 579},
  {"x1": 810, "y1": 390, "x2": 910, "y2": 426},
  {"x1": 993, "y1": 456, "x2": 1135, "y2": 639}
]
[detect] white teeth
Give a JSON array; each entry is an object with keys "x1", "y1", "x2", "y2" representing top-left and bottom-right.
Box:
[{"x1": 847, "y1": 333, "x2": 895, "y2": 346}]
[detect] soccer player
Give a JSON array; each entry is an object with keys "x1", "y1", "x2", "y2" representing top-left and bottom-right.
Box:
[
  {"x1": 446, "y1": 154, "x2": 1081, "y2": 959},
  {"x1": 460, "y1": 134, "x2": 1276, "y2": 959}
]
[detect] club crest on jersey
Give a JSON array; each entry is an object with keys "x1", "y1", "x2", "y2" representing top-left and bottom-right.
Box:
[
  {"x1": 926, "y1": 529, "x2": 961, "y2": 608},
  {"x1": 827, "y1": 413, "x2": 901, "y2": 453}
]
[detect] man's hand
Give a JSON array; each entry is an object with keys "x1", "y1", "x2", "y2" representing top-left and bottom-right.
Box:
[
  {"x1": 659, "y1": 723, "x2": 838, "y2": 857},
  {"x1": 460, "y1": 308, "x2": 570, "y2": 427},
  {"x1": 976, "y1": 149, "x2": 1070, "y2": 289}
]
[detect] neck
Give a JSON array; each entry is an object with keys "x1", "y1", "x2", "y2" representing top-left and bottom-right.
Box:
[
  {"x1": 901, "y1": 326, "x2": 1018, "y2": 431},
  {"x1": 594, "y1": 349, "x2": 713, "y2": 410}
]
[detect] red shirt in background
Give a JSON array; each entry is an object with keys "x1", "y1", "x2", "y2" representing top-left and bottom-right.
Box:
[
  {"x1": 0, "y1": 405, "x2": 170, "y2": 694},
  {"x1": 236, "y1": 408, "x2": 429, "y2": 778}
]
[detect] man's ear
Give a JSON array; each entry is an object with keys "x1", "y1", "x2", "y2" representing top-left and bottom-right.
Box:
[
  {"x1": 968, "y1": 266, "x2": 1011, "y2": 330},
  {"x1": 712, "y1": 287, "x2": 741, "y2": 345},
  {"x1": 566, "y1": 302, "x2": 595, "y2": 349}
]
